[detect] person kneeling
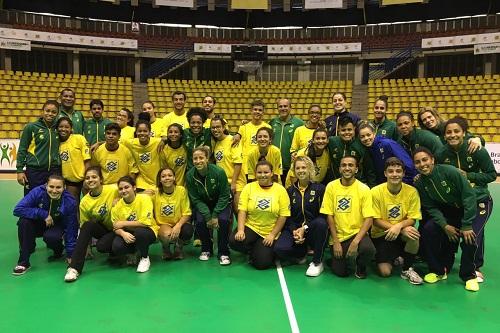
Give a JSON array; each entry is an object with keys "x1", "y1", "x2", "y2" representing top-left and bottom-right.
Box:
[{"x1": 371, "y1": 157, "x2": 423, "y2": 285}]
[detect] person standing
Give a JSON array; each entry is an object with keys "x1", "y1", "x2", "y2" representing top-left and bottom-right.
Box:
[
  {"x1": 57, "y1": 88, "x2": 84, "y2": 135},
  {"x1": 162, "y1": 91, "x2": 190, "y2": 130},
  {"x1": 324, "y1": 92, "x2": 361, "y2": 137},
  {"x1": 84, "y1": 99, "x2": 112, "y2": 147},
  {"x1": 320, "y1": 155, "x2": 375, "y2": 278}
]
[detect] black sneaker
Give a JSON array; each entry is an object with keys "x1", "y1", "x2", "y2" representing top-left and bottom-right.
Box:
[{"x1": 355, "y1": 265, "x2": 367, "y2": 279}]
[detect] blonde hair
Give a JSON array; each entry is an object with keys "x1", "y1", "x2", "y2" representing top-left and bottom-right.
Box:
[{"x1": 293, "y1": 156, "x2": 315, "y2": 180}]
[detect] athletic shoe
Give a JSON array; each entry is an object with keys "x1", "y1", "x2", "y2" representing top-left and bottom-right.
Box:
[
  {"x1": 423, "y1": 272, "x2": 447, "y2": 284},
  {"x1": 136, "y1": 257, "x2": 151, "y2": 273},
  {"x1": 48, "y1": 252, "x2": 64, "y2": 262},
  {"x1": 219, "y1": 255, "x2": 231, "y2": 266},
  {"x1": 199, "y1": 252, "x2": 211, "y2": 261},
  {"x1": 193, "y1": 239, "x2": 202, "y2": 247},
  {"x1": 400, "y1": 267, "x2": 423, "y2": 285},
  {"x1": 12, "y1": 265, "x2": 30, "y2": 276},
  {"x1": 393, "y1": 256, "x2": 404, "y2": 267},
  {"x1": 355, "y1": 265, "x2": 367, "y2": 279},
  {"x1": 465, "y1": 278, "x2": 480, "y2": 292},
  {"x1": 306, "y1": 262, "x2": 324, "y2": 277},
  {"x1": 64, "y1": 268, "x2": 79, "y2": 282},
  {"x1": 476, "y1": 271, "x2": 484, "y2": 283}
]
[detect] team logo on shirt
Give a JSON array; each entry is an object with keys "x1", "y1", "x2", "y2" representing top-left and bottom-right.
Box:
[
  {"x1": 440, "y1": 181, "x2": 451, "y2": 193},
  {"x1": 174, "y1": 156, "x2": 185, "y2": 166},
  {"x1": 60, "y1": 150, "x2": 70, "y2": 162},
  {"x1": 140, "y1": 152, "x2": 152, "y2": 164},
  {"x1": 127, "y1": 212, "x2": 137, "y2": 221},
  {"x1": 150, "y1": 130, "x2": 156, "y2": 137},
  {"x1": 256, "y1": 197, "x2": 271, "y2": 211},
  {"x1": 251, "y1": 135, "x2": 257, "y2": 145},
  {"x1": 215, "y1": 150, "x2": 224, "y2": 162},
  {"x1": 161, "y1": 204, "x2": 174, "y2": 216},
  {"x1": 314, "y1": 165, "x2": 320, "y2": 176},
  {"x1": 387, "y1": 204, "x2": 401, "y2": 219},
  {"x1": 106, "y1": 160, "x2": 118, "y2": 172},
  {"x1": 381, "y1": 130, "x2": 387, "y2": 135},
  {"x1": 336, "y1": 196, "x2": 352, "y2": 212},
  {"x1": 97, "y1": 204, "x2": 108, "y2": 217}
]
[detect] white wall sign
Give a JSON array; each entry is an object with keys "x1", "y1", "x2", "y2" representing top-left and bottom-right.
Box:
[
  {"x1": 0, "y1": 37, "x2": 31, "y2": 51},
  {"x1": 154, "y1": 0, "x2": 194, "y2": 7},
  {"x1": 485, "y1": 143, "x2": 500, "y2": 174},
  {"x1": 0, "y1": 139, "x2": 19, "y2": 171},
  {"x1": 422, "y1": 32, "x2": 500, "y2": 49},
  {"x1": 474, "y1": 42, "x2": 500, "y2": 55},
  {"x1": 304, "y1": 0, "x2": 344, "y2": 9},
  {"x1": 194, "y1": 42, "x2": 361, "y2": 54}
]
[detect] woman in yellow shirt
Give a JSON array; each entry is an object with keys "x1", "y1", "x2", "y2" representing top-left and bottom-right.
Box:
[
  {"x1": 122, "y1": 114, "x2": 163, "y2": 193},
  {"x1": 247, "y1": 127, "x2": 282, "y2": 183},
  {"x1": 116, "y1": 107, "x2": 135, "y2": 142},
  {"x1": 154, "y1": 167, "x2": 193, "y2": 260},
  {"x1": 230, "y1": 160, "x2": 290, "y2": 270},
  {"x1": 161, "y1": 123, "x2": 188, "y2": 186},
  {"x1": 111, "y1": 176, "x2": 158, "y2": 273},
  {"x1": 290, "y1": 104, "x2": 323, "y2": 156},
  {"x1": 57, "y1": 117, "x2": 91, "y2": 201},
  {"x1": 142, "y1": 100, "x2": 166, "y2": 138},
  {"x1": 64, "y1": 166, "x2": 119, "y2": 282}
]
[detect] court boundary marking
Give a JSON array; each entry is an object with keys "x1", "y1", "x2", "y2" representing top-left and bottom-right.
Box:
[{"x1": 276, "y1": 260, "x2": 300, "y2": 333}]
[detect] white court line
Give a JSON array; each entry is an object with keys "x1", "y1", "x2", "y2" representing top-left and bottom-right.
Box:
[{"x1": 276, "y1": 260, "x2": 300, "y2": 333}]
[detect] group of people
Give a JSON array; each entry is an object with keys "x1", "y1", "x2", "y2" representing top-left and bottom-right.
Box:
[{"x1": 12, "y1": 88, "x2": 496, "y2": 292}]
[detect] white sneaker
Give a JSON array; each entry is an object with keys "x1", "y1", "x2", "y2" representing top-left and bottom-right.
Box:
[
  {"x1": 401, "y1": 267, "x2": 423, "y2": 285},
  {"x1": 306, "y1": 262, "x2": 324, "y2": 277},
  {"x1": 199, "y1": 252, "x2": 211, "y2": 261},
  {"x1": 64, "y1": 267, "x2": 79, "y2": 282},
  {"x1": 136, "y1": 256, "x2": 151, "y2": 273},
  {"x1": 219, "y1": 255, "x2": 231, "y2": 266}
]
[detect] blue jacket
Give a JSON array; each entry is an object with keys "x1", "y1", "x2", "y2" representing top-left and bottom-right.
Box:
[
  {"x1": 369, "y1": 136, "x2": 417, "y2": 185},
  {"x1": 286, "y1": 182, "x2": 326, "y2": 230},
  {"x1": 13, "y1": 185, "x2": 78, "y2": 256}
]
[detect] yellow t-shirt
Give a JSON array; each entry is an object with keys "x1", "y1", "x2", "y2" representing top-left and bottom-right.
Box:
[
  {"x1": 237, "y1": 121, "x2": 271, "y2": 174},
  {"x1": 162, "y1": 111, "x2": 189, "y2": 134},
  {"x1": 247, "y1": 145, "x2": 283, "y2": 180},
  {"x1": 150, "y1": 118, "x2": 167, "y2": 138},
  {"x1": 122, "y1": 138, "x2": 162, "y2": 191},
  {"x1": 290, "y1": 126, "x2": 315, "y2": 153},
  {"x1": 213, "y1": 135, "x2": 246, "y2": 192},
  {"x1": 370, "y1": 183, "x2": 422, "y2": 238},
  {"x1": 320, "y1": 179, "x2": 374, "y2": 243},
  {"x1": 119, "y1": 126, "x2": 135, "y2": 142},
  {"x1": 111, "y1": 193, "x2": 159, "y2": 236},
  {"x1": 153, "y1": 185, "x2": 192, "y2": 226},
  {"x1": 79, "y1": 184, "x2": 119, "y2": 230},
  {"x1": 92, "y1": 144, "x2": 138, "y2": 185},
  {"x1": 161, "y1": 144, "x2": 188, "y2": 186},
  {"x1": 238, "y1": 182, "x2": 290, "y2": 238},
  {"x1": 59, "y1": 134, "x2": 90, "y2": 183}
]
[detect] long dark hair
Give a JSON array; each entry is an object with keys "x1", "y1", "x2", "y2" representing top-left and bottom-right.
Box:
[{"x1": 306, "y1": 128, "x2": 329, "y2": 165}]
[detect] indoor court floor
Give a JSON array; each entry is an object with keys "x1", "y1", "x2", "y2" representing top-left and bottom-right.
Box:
[{"x1": 1, "y1": 179, "x2": 499, "y2": 333}]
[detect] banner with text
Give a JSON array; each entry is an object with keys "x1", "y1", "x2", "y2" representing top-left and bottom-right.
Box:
[
  {"x1": 0, "y1": 139, "x2": 19, "y2": 171},
  {"x1": 486, "y1": 143, "x2": 500, "y2": 175},
  {"x1": 194, "y1": 42, "x2": 361, "y2": 54},
  {"x1": 382, "y1": 0, "x2": 425, "y2": 4},
  {"x1": 0, "y1": 37, "x2": 31, "y2": 51},
  {"x1": 154, "y1": 0, "x2": 194, "y2": 8},
  {"x1": 474, "y1": 42, "x2": 500, "y2": 55},
  {"x1": 422, "y1": 32, "x2": 500, "y2": 49},
  {"x1": 304, "y1": 0, "x2": 344, "y2": 9}
]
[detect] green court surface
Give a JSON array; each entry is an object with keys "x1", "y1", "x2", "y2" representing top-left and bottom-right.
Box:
[{"x1": 1, "y1": 180, "x2": 500, "y2": 333}]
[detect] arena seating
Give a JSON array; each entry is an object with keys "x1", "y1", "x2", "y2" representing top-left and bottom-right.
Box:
[
  {"x1": 368, "y1": 75, "x2": 500, "y2": 142},
  {"x1": 147, "y1": 78, "x2": 353, "y2": 130},
  {"x1": 0, "y1": 70, "x2": 133, "y2": 139}
]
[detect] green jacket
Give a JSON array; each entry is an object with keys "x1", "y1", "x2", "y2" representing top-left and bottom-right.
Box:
[
  {"x1": 183, "y1": 128, "x2": 212, "y2": 170},
  {"x1": 185, "y1": 164, "x2": 232, "y2": 222},
  {"x1": 327, "y1": 137, "x2": 377, "y2": 187},
  {"x1": 398, "y1": 128, "x2": 443, "y2": 157},
  {"x1": 372, "y1": 118, "x2": 399, "y2": 141},
  {"x1": 414, "y1": 164, "x2": 477, "y2": 230},
  {"x1": 425, "y1": 123, "x2": 485, "y2": 146},
  {"x1": 57, "y1": 107, "x2": 85, "y2": 135},
  {"x1": 436, "y1": 142, "x2": 496, "y2": 201},
  {"x1": 269, "y1": 115, "x2": 304, "y2": 170},
  {"x1": 84, "y1": 117, "x2": 113, "y2": 145},
  {"x1": 17, "y1": 118, "x2": 60, "y2": 172}
]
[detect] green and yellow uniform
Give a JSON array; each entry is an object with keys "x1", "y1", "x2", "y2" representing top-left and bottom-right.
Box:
[
  {"x1": 79, "y1": 184, "x2": 119, "y2": 229},
  {"x1": 83, "y1": 118, "x2": 113, "y2": 145},
  {"x1": 237, "y1": 121, "x2": 271, "y2": 174},
  {"x1": 284, "y1": 147, "x2": 330, "y2": 188},
  {"x1": 247, "y1": 145, "x2": 283, "y2": 180},
  {"x1": 320, "y1": 179, "x2": 374, "y2": 243},
  {"x1": 162, "y1": 112, "x2": 189, "y2": 132},
  {"x1": 57, "y1": 107, "x2": 84, "y2": 135},
  {"x1": 269, "y1": 116, "x2": 304, "y2": 171},
  {"x1": 111, "y1": 193, "x2": 159, "y2": 236},
  {"x1": 370, "y1": 183, "x2": 421, "y2": 238},
  {"x1": 290, "y1": 125, "x2": 314, "y2": 154},
  {"x1": 150, "y1": 118, "x2": 167, "y2": 138},
  {"x1": 238, "y1": 182, "x2": 291, "y2": 238},
  {"x1": 183, "y1": 128, "x2": 212, "y2": 170},
  {"x1": 122, "y1": 138, "x2": 162, "y2": 191},
  {"x1": 397, "y1": 128, "x2": 443, "y2": 157},
  {"x1": 372, "y1": 118, "x2": 398, "y2": 141},
  {"x1": 161, "y1": 144, "x2": 187, "y2": 186},
  {"x1": 92, "y1": 144, "x2": 138, "y2": 185},
  {"x1": 213, "y1": 135, "x2": 246, "y2": 192},
  {"x1": 153, "y1": 185, "x2": 192, "y2": 226},
  {"x1": 59, "y1": 134, "x2": 90, "y2": 183},
  {"x1": 119, "y1": 126, "x2": 135, "y2": 142}
]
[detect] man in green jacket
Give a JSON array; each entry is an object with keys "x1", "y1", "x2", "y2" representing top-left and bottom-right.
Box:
[
  {"x1": 17, "y1": 100, "x2": 62, "y2": 195},
  {"x1": 56, "y1": 88, "x2": 84, "y2": 135},
  {"x1": 269, "y1": 98, "x2": 304, "y2": 185},
  {"x1": 84, "y1": 99, "x2": 112, "y2": 147}
]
